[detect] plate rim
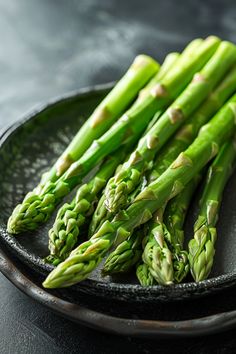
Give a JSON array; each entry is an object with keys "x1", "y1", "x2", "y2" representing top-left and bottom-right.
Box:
[
  {"x1": 1, "y1": 243, "x2": 236, "y2": 337},
  {"x1": 1, "y1": 84, "x2": 236, "y2": 301}
]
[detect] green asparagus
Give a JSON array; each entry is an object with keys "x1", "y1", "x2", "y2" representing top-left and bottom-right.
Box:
[
  {"x1": 104, "y1": 41, "x2": 236, "y2": 214},
  {"x1": 89, "y1": 194, "x2": 108, "y2": 236},
  {"x1": 41, "y1": 55, "x2": 160, "y2": 184},
  {"x1": 89, "y1": 40, "x2": 212, "y2": 235},
  {"x1": 164, "y1": 175, "x2": 201, "y2": 282},
  {"x1": 45, "y1": 52, "x2": 181, "y2": 254},
  {"x1": 9, "y1": 37, "x2": 220, "y2": 234},
  {"x1": 142, "y1": 208, "x2": 174, "y2": 285},
  {"x1": 148, "y1": 63, "x2": 236, "y2": 183},
  {"x1": 47, "y1": 147, "x2": 130, "y2": 265},
  {"x1": 102, "y1": 230, "x2": 143, "y2": 274},
  {"x1": 104, "y1": 174, "x2": 198, "y2": 283},
  {"x1": 103, "y1": 163, "x2": 200, "y2": 279},
  {"x1": 136, "y1": 263, "x2": 156, "y2": 286},
  {"x1": 89, "y1": 51, "x2": 183, "y2": 236},
  {"x1": 136, "y1": 52, "x2": 180, "y2": 104},
  {"x1": 134, "y1": 38, "x2": 202, "y2": 107},
  {"x1": 188, "y1": 140, "x2": 236, "y2": 282},
  {"x1": 89, "y1": 63, "x2": 236, "y2": 238},
  {"x1": 43, "y1": 95, "x2": 236, "y2": 288},
  {"x1": 140, "y1": 176, "x2": 199, "y2": 286}
]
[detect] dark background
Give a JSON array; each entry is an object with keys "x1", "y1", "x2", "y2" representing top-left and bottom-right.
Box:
[{"x1": 1, "y1": 0, "x2": 236, "y2": 353}]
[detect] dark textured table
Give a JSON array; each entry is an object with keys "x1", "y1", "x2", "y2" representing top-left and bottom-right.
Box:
[{"x1": 1, "y1": 0, "x2": 236, "y2": 353}]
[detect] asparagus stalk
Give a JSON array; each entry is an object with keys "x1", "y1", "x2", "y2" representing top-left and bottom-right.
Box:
[
  {"x1": 43, "y1": 95, "x2": 236, "y2": 288},
  {"x1": 89, "y1": 194, "x2": 108, "y2": 236},
  {"x1": 142, "y1": 208, "x2": 174, "y2": 285},
  {"x1": 135, "y1": 38, "x2": 201, "y2": 106},
  {"x1": 102, "y1": 230, "x2": 143, "y2": 274},
  {"x1": 47, "y1": 147, "x2": 130, "y2": 265},
  {"x1": 188, "y1": 140, "x2": 236, "y2": 282},
  {"x1": 42, "y1": 55, "x2": 160, "y2": 184},
  {"x1": 136, "y1": 263, "x2": 156, "y2": 286},
  {"x1": 89, "y1": 169, "x2": 149, "y2": 237},
  {"x1": 9, "y1": 37, "x2": 220, "y2": 234},
  {"x1": 136, "y1": 52, "x2": 180, "y2": 104},
  {"x1": 104, "y1": 41, "x2": 236, "y2": 214},
  {"x1": 164, "y1": 175, "x2": 201, "y2": 282}
]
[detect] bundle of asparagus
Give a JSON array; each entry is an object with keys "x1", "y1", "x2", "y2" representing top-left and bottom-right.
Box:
[
  {"x1": 8, "y1": 36, "x2": 220, "y2": 233},
  {"x1": 7, "y1": 36, "x2": 236, "y2": 290},
  {"x1": 46, "y1": 51, "x2": 180, "y2": 264},
  {"x1": 103, "y1": 40, "x2": 235, "y2": 214}
]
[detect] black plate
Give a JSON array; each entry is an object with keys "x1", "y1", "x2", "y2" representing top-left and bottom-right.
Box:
[
  {"x1": 1, "y1": 84, "x2": 236, "y2": 335},
  {"x1": 2, "y1": 240, "x2": 236, "y2": 337}
]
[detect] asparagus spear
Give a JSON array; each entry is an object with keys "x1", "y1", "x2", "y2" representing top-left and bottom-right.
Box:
[
  {"x1": 142, "y1": 208, "x2": 174, "y2": 285},
  {"x1": 47, "y1": 147, "x2": 130, "y2": 265},
  {"x1": 42, "y1": 55, "x2": 160, "y2": 184},
  {"x1": 104, "y1": 40, "x2": 236, "y2": 214},
  {"x1": 139, "y1": 44, "x2": 200, "y2": 133},
  {"x1": 136, "y1": 263, "x2": 156, "y2": 286},
  {"x1": 43, "y1": 95, "x2": 236, "y2": 288},
  {"x1": 136, "y1": 37, "x2": 203, "y2": 106},
  {"x1": 89, "y1": 194, "x2": 108, "y2": 236},
  {"x1": 164, "y1": 175, "x2": 201, "y2": 282},
  {"x1": 136, "y1": 52, "x2": 180, "y2": 104},
  {"x1": 9, "y1": 37, "x2": 220, "y2": 234},
  {"x1": 188, "y1": 140, "x2": 236, "y2": 282},
  {"x1": 102, "y1": 230, "x2": 143, "y2": 274}
]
